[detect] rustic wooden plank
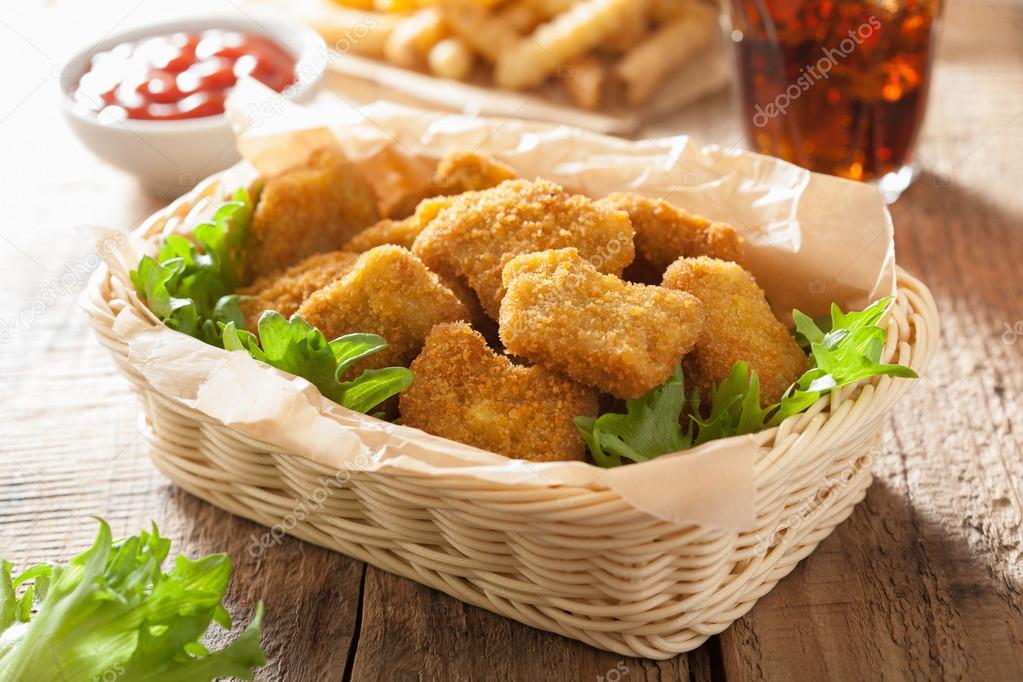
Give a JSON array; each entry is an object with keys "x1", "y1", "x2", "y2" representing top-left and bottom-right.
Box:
[{"x1": 349, "y1": 567, "x2": 718, "y2": 682}]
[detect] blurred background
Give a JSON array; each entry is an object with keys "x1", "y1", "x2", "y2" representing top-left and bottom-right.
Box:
[{"x1": 1, "y1": 3, "x2": 1021, "y2": 678}]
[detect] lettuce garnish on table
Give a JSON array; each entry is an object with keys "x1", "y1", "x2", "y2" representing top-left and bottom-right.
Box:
[
  {"x1": 0, "y1": 520, "x2": 265, "y2": 682},
  {"x1": 575, "y1": 297, "x2": 917, "y2": 467},
  {"x1": 129, "y1": 188, "x2": 411, "y2": 414}
]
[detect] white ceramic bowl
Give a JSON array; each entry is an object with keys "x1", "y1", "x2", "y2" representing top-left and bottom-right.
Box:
[{"x1": 59, "y1": 14, "x2": 326, "y2": 197}]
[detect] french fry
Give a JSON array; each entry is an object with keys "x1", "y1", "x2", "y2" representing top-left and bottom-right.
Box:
[
  {"x1": 601, "y1": 4, "x2": 649, "y2": 54},
  {"x1": 375, "y1": 0, "x2": 418, "y2": 12},
  {"x1": 428, "y1": 37, "x2": 475, "y2": 80},
  {"x1": 332, "y1": 0, "x2": 375, "y2": 9},
  {"x1": 650, "y1": 0, "x2": 687, "y2": 21},
  {"x1": 559, "y1": 55, "x2": 606, "y2": 109},
  {"x1": 308, "y1": 5, "x2": 399, "y2": 58},
  {"x1": 496, "y1": 1, "x2": 545, "y2": 33},
  {"x1": 383, "y1": 7, "x2": 447, "y2": 68},
  {"x1": 439, "y1": 0, "x2": 522, "y2": 62},
  {"x1": 520, "y1": 0, "x2": 575, "y2": 19},
  {"x1": 495, "y1": 0, "x2": 645, "y2": 90},
  {"x1": 615, "y1": 2, "x2": 716, "y2": 105}
]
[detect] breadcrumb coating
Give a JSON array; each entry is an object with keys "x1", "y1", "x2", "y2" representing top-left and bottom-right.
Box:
[
  {"x1": 243, "y1": 147, "x2": 380, "y2": 283},
  {"x1": 388, "y1": 150, "x2": 517, "y2": 219},
  {"x1": 662, "y1": 256, "x2": 808, "y2": 404},
  {"x1": 295, "y1": 246, "x2": 468, "y2": 373},
  {"x1": 412, "y1": 179, "x2": 635, "y2": 318},
  {"x1": 342, "y1": 197, "x2": 496, "y2": 339},
  {"x1": 500, "y1": 248, "x2": 705, "y2": 399},
  {"x1": 238, "y1": 250, "x2": 359, "y2": 331},
  {"x1": 343, "y1": 196, "x2": 451, "y2": 252},
  {"x1": 434, "y1": 150, "x2": 517, "y2": 193},
  {"x1": 400, "y1": 322, "x2": 598, "y2": 461},
  {"x1": 598, "y1": 192, "x2": 744, "y2": 281}
]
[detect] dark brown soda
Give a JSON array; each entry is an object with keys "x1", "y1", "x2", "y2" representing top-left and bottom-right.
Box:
[{"x1": 730, "y1": 0, "x2": 941, "y2": 181}]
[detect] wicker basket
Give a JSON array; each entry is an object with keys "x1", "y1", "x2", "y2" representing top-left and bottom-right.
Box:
[{"x1": 83, "y1": 173, "x2": 939, "y2": 660}]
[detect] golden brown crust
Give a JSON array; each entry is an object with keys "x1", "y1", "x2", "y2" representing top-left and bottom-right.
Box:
[
  {"x1": 239, "y1": 250, "x2": 360, "y2": 331},
  {"x1": 295, "y1": 246, "x2": 468, "y2": 373},
  {"x1": 341, "y1": 217, "x2": 421, "y2": 252},
  {"x1": 599, "y1": 192, "x2": 744, "y2": 278},
  {"x1": 387, "y1": 151, "x2": 517, "y2": 219},
  {"x1": 343, "y1": 197, "x2": 452, "y2": 252},
  {"x1": 499, "y1": 248, "x2": 704, "y2": 399},
  {"x1": 412, "y1": 178, "x2": 635, "y2": 318},
  {"x1": 243, "y1": 148, "x2": 380, "y2": 283},
  {"x1": 433, "y1": 150, "x2": 517, "y2": 193},
  {"x1": 399, "y1": 322, "x2": 598, "y2": 461},
  {"x1": 662, "y1": 256, "x2": 808, "y2": 404}
]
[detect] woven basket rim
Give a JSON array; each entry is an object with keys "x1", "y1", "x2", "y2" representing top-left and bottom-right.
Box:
[{"x1": 85, "y1": 168, "x2": 940, "y2": 497}]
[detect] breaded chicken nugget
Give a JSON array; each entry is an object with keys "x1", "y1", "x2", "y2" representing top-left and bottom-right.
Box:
[
  {"x1": 439, "y1": 274, "x2": 499, "y2": 342},
  {"x1": 296, "y1": 245, "x2": 468, "y2": 372},
  {"x1": 433, "y1": 150, "x2": 517, "y2": 193},
  {"x1": 342, "y1": 196, "x2": 451, "y2": 252},
  {"x1": 341, "y1": 217, "x2": 422, "y2": 253},
  {"x1": 387, "y1": 150, "x2": 517, "y2": 219},
  {"x1": 598, "y1": 192, "x2": 744, "y2": 282},
  {"x1": 238, "y1": 250, "x2": 359, "y2": 331},
  {"x1": 662, "y1": 256, "x2": 808, "y2": 404},
  {"x1": 500, "y1": 248, "x2": 705, "y2": 399},
  {"x1": 244, "y1": 147, "x2": 380, "y2": 283},
  {"x1": 400, "y1": 322, "x2": 598, "y2": 461},
  {"x1": 412, "y1": 179, "x2": 635, "y2": 318}
]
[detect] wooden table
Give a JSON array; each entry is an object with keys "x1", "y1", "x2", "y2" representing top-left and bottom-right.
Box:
[{"x1": 2, "y1": 1, "x2": 1021, "y2": 679}]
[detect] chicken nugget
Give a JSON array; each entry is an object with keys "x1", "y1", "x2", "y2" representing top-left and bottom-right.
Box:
[
  {"x1": 433, "y1": 150, "x2": 518, "y2": 193},
  {"x1": 412, "y1": 179, "x2": 635, "y2": 318},
  {"x1": 296, "y1": 246, "x2": 468, "y2": 372},
  {"x1": 239, "y1": 250, "x2": 359, "y2": 331},
  {"x1": 341, "y1": 211, "x2": 496, "y2": 338},
  {"x1": 400, "y1": 322, "x2": 598, "y2": 461},
  {"x1": 662, "y1": 256, "x2": 808, "y2": 404},
  {"x1": 341, "y1": 217, "x2": 423, "y2": 252},
  {"x1": 598, "y1": 192, "x2": 744, "y2": 283},
  {"x1": 244, "y1": 147, "x2": 380, "y2": 282},
  {"x1": 387, "y1": 151, "x2": 517, "y2": 219},
  {"x1": 500, "y1": 248, "x2": 704, "y2": 399},
  {"x1": 343, "y1": 196, "x2": 451, "y2": 252}
]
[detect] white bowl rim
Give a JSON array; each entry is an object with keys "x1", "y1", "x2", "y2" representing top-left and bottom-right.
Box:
[{"x1": 59, "y1": 12, "x2": 326, "y2": 133}]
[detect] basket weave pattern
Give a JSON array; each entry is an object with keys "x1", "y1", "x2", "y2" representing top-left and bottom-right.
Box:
[{"x1": 83, "y1": 175, "x2": 939, "y2": 659}]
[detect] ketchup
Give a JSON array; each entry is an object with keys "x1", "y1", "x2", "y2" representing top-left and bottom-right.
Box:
[{"x1": 73, "y1": 29, "x2": 297, "y2": 122}]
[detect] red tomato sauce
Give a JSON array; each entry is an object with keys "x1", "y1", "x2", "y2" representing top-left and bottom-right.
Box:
[{"x1": 73, "y1": 29, "x2": 297, "y2": 122}]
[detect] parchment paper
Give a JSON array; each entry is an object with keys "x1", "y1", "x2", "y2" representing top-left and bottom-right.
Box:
[{"x1": 96, "y1": 79, "x2": 896, "y2": 532}]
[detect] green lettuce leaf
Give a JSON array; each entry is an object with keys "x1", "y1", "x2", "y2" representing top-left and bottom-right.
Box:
[
  {"x1": 0, "y1": 520, "x2": 265, "y2": 682},
  {"x1": 576, "y1": 296, "x2": 918, "y2": 466},
  {"x1": 130, "y1": 187, "x2": 256, "y2": 347},
  {"x1": 222, "y1": 311, "x2": 414, "y2": 413},
  {"x1": 574, "y1": 367, "x2": 694, "y2": 466}
]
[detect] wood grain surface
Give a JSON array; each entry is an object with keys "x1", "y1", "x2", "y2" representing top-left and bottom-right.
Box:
[{"x1": 1, "y1": 0, "x2": 1021, "y2": 680}]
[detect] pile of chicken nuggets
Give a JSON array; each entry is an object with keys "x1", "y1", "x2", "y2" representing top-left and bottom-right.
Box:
[{"x1": 239, "y1": 147, "x2": 808, "y2": 463}]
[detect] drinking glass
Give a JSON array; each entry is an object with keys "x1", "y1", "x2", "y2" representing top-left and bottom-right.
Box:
[{"x1": 726, "y1": 0, "x2": 943, "y2": 202}]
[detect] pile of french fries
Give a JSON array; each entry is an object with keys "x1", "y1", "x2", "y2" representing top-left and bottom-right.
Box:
[{"x1": 312, "y1": 0, "x2": 718, "y2": 109}]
